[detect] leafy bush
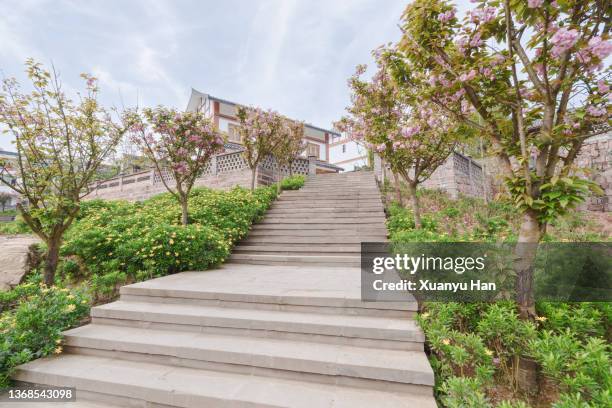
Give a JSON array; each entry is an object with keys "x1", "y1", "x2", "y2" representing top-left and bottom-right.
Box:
[
  {"x1": 61, "y1": 186, "x2": 277, "y2": 281},
  {"x1": 0, "y1": 280, "x2": 90, "y2": 388},
  {"x1": 280, "y1": 175, "x2": 306, "y2": 190},
  {"x1": 0, "y1": 217, "x2": 31, "y2": 235},
  {"x1": 419, "y1": 301, "x2": 611, "y2": 407},
  {"x1": 529, "y1": 331, "x2": 611, "y2": 406}
]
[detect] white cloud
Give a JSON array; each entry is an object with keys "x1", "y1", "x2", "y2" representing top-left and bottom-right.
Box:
[{"x1": 0, "y1": 0, "x2": 407, "y2": 151}]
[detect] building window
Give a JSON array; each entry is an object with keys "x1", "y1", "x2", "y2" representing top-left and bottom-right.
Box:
[
  {"x1": 342, "y1": 144, "x2": 346, "y2": 153},
  {"x1": 228, "y1": 124, "x2": 241, "y2": 143},
  {"x1": 307, "y1": 143, "x2": 320, "y2": 158}
]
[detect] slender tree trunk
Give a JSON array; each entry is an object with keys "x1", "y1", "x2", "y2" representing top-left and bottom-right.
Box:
[
  {"x1": 392, "y1": 171, "x2": 404, "y2": 206},
  {"x1": 515, "y1": 210, "x2": 544, "y2": 319},
  {"x1": 407, "y1": 182, "x2": 422, "y2": 229},
  {"x1": 251, "y1": 168, "x2": 257, "y2": 191},
  {"x1": 180, "y1": 196, "x2": 189, "y2": 226},
  {"x1": 44, "y1": 238, "x2": 61, "y2": 285}
]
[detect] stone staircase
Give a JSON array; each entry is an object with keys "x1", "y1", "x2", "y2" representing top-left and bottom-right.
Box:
[
  {"x1": 9, "y1": 171, "x2": 436, "y2": 408},
  {"x1": 231, "y1": 171, "x2": 388, "y2": 266}
]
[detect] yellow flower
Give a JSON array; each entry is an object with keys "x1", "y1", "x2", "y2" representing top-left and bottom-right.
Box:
[
  {"x1": 166, "y1": 251, "x2": 170, "y2": 256},
  {"x1": 442, "y1": 339, "x2": 450, "y2": 346},
  {"x1": 169, "y1": 239, "x2": 174, "y2": 245},
  {"x1": 64, "y1": 304, "x2": 76, "y2": 313},
  {"x1": 484, "y1": 349, "x2": 493, "y2": 356},
  {"x1": 421, "y1": 312, "x2": 430, "y2": 319},
  {"x1": 535, "y1": 316, "x2": 547, "y2": 322},
  {"x1": 54, "y1": 346, "x2": 63, "y2": 354},
  {"x1": 55, "y1": 338, "x2": 62, "y2": 344},
  {"x1": 67, "y1": 294, "x2": 75, "y2": 300}
]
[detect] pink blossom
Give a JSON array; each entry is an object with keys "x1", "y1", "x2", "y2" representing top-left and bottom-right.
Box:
[
  {"x1": 586, "y1": 105, "x2": 606, "y2": 117},
  {"x1": 550, "y1": 27, "x2": 579, "y2": 58},
  {"x1": 470, "y1": 32, "x2": 483, "y2": 47},
  {"x1": 459, "y1": 70, "x2": 477, "y2": 82},
  {"x1": 597, "y1": 80, "x2": 610, "y2": 94},
  {"x1": 587, "y1": 37, "x2": 612, "y2": 60},
  {"x1": 401, "y1": 125, "x2": 420, "y2": 138},
  {"x1": 528, "y1": 0, "x2": 543, "y2": 8},
  {"x1": 437, "y1": 9, "x2": 455, "y2": 23}
]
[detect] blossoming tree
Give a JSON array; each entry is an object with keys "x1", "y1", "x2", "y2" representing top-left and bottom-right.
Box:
[
  {"x1": 273, "y1": 119, "x2": 306, "y2": 192},
  {"x1": 337, "y1": 60, "x2": 463, "y2": 228},
  {"x1": 128, "y1": 107, "x2": 224, "y2": 225},
  {"x1": 397, "y1": 0, "x2": 611, "y2": 316},
  {"x1": 236, "y1": 106, "x2": 286, "y2": 190},
  {"x1": 0, "y1": 60, "x2": 125, "y2": 284}
]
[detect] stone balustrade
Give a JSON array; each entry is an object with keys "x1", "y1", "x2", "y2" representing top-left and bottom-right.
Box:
[{"x1": 85, "y1": 150, "x2": 315, "y2": 202}]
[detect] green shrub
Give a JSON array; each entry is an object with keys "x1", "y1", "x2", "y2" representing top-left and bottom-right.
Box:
[
  {"x1": 439, "y1": 377, "x2": 491, "y2": 408},
  {"x1": 0, "y1": 282, "x2": 90, "y2": 388},
  {"x1": 529, "y1": 331, "x2": 611, "y2": 406},
  {"x1": 61, "y1": 186, "x2": 276, "y2": 281},
  {"x1": 280, "y1": 175, "x2": 306, "y2": 190},
  {"x1": 0, "y1": 218, "x2": 30, "y2": 235}
]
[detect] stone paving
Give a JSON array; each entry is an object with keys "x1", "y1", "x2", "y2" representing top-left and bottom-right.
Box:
[{"x1": 0, "y1": 234, "x2": 40, "y2": 291}]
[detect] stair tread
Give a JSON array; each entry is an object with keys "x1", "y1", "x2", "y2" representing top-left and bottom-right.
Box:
[
  {"x1": 92, "y1": 301, "x2": 423, "y2": 341},
  {"x1": 15, "y1": 355, "x2": 436, "y2": 408},
  {"x1": 64, "y1": 325, "x2": 433, "y2": 385}
]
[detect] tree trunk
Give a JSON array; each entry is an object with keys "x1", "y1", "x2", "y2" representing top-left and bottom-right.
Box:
[
  {"x1": 251, "y1": 168, "x2": 257, "y2": 191},
  {"x1": 392, "y1": 171, "x2": 404, "y2": 206},
  {"x1": 407, "y1": 182, "x2": 422, "y2": 229},
  {"x1": 515, "y1": 210, "x2": 543, "y2": 319},
  {"x1": 44, "y1": 238, "x2": 61, "y2": 285},
  {"x1": 180, "y1": 196, "x2": 189, "y2": 226}
]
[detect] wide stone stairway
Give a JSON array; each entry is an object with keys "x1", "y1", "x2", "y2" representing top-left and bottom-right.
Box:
[{"x1": 9, "y1": 171, "x2": 436, "y2": 408}]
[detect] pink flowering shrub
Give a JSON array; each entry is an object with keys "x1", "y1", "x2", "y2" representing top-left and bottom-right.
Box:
[
  {"x1": 393, "y1": 0, "x2": 610, "y2": 317},
  {"x1": 127, "y1": 107, "x2": 224, "y2": 225}
]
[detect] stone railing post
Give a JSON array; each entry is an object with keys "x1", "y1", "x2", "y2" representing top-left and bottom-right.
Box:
[
  {"x1": 308, "y1": 155, "x2": 317, "y2": 177},
  {"x1": 150, "y1": 168, "x2": 156, "y2": 186},
  {"x1": 373, "y1": 153, "x2": 382, "y2": 183},
  {"x1": 210, "y1": 155, "x2": 218, "y2": 176}
]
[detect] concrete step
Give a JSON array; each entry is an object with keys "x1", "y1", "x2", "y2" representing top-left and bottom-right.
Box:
[
  {"x1": 258, "y1": 217, "x2": 385, "y2": 225},
  {"x1": 14, "y1": 355, "x2": 437, "y2": 408},
  {"x1": 91, "y1": 301, "x2": 424, "y2": 350},
  {"x1": 0, "y1": 395, "x2": 127, "y2": 408},
  {"x1": 63, "y1": 325, "x2": 434, "y2": 393},
  {"x1": 241, "y1": 236, "x2": 385, "y2": 244},
  {"x1": 271, "y1": 202, "x2": 383, "y2": 209},
  {"x1": 118, "y1": 267, "x2": 417, "y2": 319},
  {"x1": 247, "y1": 229, "x2": 387, "y2": 238},
  {"x1": 279, "y1": 193, "x2": 381, "y2": 200},
  {"x1": 278, "y1": 197, "x2": 381, "y2": 203},
  {"x1": 229, "y1": 254, "x2": 362, "y2": 267},
  {"x1": 264, "y1": 212, "x2": 386, "y2": 219},
  {"x1": 233, "y1": 244, "x2": 361, "y2": 255},
  {"x1": 250, "y1": 223, "x2": 388, "y2": 231},
  {"x1": 266, "y1": 207, "x2": 384, "y2": 214},
  {"x1": 274, "y1": 200, "x2": 383, "y2": 207}
]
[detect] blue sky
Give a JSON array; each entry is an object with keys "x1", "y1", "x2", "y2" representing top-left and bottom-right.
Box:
[{"x1": 0, "y1": 0, "x2": 411, "y2": 150}]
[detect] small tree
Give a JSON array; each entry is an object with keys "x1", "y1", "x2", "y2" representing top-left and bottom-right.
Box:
[
  {"x1": 236, "y1": 106, "x2": 286, "y2": 190},
  {"x1": 128, "y1": 107, "x2": 224, "y2": 225},
  {"x1": 337, "y1": 61, "x2": 463, "y2": 228},
  {"x1": 0, "y1": 60, "x2": 125, "y2": 284},
  {"x1": 0, "y1": 192, "x2": 12, "y2": 212},
  {"x1": 273, "y1": 119, "x2": 306, "y2": 192},
  {"x1": 398, "y1": 0, "x2": 611, "y2": 317}
]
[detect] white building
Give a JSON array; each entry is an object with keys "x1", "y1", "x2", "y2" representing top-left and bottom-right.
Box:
[
  {"x1": 0, "y1": 149, "x2": 19, "y2": 209},
  {"x1": 329, "y1": 135, "x2": 368, "y2": 172},
  {"x1": 186, "y1": 89, "x2": 341, "y2": 172}
]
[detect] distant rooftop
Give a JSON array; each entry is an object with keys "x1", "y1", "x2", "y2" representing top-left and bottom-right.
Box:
[{"x1": 189, "y1": 89, "x2": 340, "y2": 137}]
